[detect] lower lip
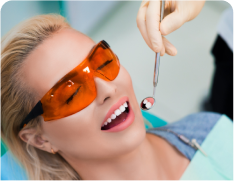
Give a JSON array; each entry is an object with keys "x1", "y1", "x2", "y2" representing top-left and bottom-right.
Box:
[{"x1": 102, "y1": 102, "x2": 135, "y2": 132}]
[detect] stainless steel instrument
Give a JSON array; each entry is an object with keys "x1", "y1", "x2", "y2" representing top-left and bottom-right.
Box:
[{"x1": 141, "y1": 0, "x2": 165, "y2": 111}]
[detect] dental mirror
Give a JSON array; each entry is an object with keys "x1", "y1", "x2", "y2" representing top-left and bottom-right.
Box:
[{"x1": 140, "y1": 0, "x2": 165, "y2": 111}]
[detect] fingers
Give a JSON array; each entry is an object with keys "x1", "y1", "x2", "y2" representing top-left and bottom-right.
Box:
[
  {"x1": 162, "y1": 36, "x2": 177, "y2": 56},
  {"x1": 137, "y1": 0, "x2": 177, "y2": 56},
  {"x1": 137, "y1": 0, "x2": 163, "y2": 53},
  {"x1": 160, "y1": 44, "x2": 165, "y2": 56},
  {"x1": 145, "y1": 0, "x2": 163, "y2": 53},
  {"x1": 136, "y1": 1, "x2": 155, "y2": 52},
  {"x1": 160, "y1": 11, "x2": 186, "y2": 36}
]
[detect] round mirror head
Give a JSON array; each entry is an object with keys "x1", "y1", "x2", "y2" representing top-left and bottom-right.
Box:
[{"x1": 140, "y1": 97, "x2": 155, "y2": 111}]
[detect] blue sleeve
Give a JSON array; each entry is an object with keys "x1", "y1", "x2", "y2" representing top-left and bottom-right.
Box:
[{"x1": 146, "y1": 112, "x2": 222, "y2": 160}]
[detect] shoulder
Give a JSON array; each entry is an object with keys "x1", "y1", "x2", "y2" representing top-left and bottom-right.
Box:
[{"x1": 146, "y1": 112, "x2": 223, "y2": 160}]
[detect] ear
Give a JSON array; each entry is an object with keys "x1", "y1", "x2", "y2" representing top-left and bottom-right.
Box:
[{"x1": 18, "y1": 128, "x2": 59, "y2": 154}]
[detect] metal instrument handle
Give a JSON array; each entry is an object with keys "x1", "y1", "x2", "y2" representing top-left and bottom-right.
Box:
[{"x1": 153, "y1": 0, "x2": 165, "y2": 98}]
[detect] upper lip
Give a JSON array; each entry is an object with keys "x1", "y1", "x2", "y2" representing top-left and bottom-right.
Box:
[{"x1": 101, "y1": 96, "x2": 129, "y2": 127}]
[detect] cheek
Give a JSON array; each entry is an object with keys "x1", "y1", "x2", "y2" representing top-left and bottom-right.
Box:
[
  {"x1": 117, "y1": 65, "x2": 140, "y2": 113},
  {"x1": 117, "y1": 65, "x2": 134, "y2": 91},
  {"x1": 41, "y1": 109, "x2": 99, "y2": 155}
]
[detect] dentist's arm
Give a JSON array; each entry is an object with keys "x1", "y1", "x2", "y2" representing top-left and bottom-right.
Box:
[{"x1": 136, "y1": 1, "x2": 205, "y2": 56}]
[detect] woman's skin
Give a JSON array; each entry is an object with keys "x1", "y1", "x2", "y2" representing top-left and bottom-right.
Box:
[{"x1": 19, "y1": 28, "x2": 189, "y2": 179}]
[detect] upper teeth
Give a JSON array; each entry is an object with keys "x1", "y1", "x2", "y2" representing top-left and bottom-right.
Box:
[
  {"x1": 143, "y1": 99, "x2": 152, "y2": 109},
  {"x1": 102, "y1": 101, "x2": 128, "y2": 127},
  {"x1": 119, "y1": 105, "x2": 125, "y2": 112}
]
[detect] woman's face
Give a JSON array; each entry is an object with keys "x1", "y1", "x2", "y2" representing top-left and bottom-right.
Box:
[{"x1": 21, "y1": 28, "x2": 146, "y2": 161}]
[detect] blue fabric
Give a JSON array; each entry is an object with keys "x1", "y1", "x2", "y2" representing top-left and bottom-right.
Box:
[
  {"x1": 180, "y1": 115, "x2": 233, "y2": 180},
  {"x1": 1, "y1": 151, "x2": 28, "y2": 180},
  {"x1": 146, "y1": 112, "x2": 222, "y2": 160},
  {"x1": 1, "y1": 140, "x2": 8, "y2": 157},
  {"x1": 141, "y1": 110, "x2": 167, "y2": 129}
]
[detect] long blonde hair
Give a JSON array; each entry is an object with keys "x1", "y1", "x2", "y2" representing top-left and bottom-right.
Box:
[{"x1": 1, "y1": 14, "x2": 81, "y2": 180}]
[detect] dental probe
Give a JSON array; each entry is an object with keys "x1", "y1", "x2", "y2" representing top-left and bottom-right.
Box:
[
  {"x1": 153, "y1": 0, "x2": 165, "y2": 98},
  {"x1": 140, "y1": 0, "x2": 165, "y2": 111}
]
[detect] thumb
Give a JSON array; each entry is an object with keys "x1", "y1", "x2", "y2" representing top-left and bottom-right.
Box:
[{"x1": 160, "y1": 11, "x2": 186, "y2": 36}]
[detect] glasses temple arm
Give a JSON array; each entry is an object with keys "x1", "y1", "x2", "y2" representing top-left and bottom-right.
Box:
[{"x1": 20, "y1": 101, "x2": 44, "y2": 129}]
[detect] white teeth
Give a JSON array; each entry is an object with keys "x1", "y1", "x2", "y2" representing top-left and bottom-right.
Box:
[
  {"x1": 111, "y1": 114, "x2": 116, "y2": 119},
  {"x1": 143, "y1": 99, "x2": 151, "y2": 109},
  {"x1": 146, "y1": 102, "x2": 152, "y2": 109},
  {"x1": 114, "y1": 109, "x2": 121, "y2": 116},
  {"x1": 143, "y1": 99, "x2": 148, "y2": 104},
  {"x1": 119, "y1": 105, "x2": 125, "y2": 112},
  {"x1": 102, "y1": 102, "x2": 129, "y2": 127}
]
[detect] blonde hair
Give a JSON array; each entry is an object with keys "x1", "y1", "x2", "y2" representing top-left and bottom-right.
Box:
[{"x1": 1, "y1": 14, "x2": 81, "y2": 180}]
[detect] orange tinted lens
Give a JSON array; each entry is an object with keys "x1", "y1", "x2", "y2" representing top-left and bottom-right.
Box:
[
  {"x1": 41, "y1": 60, "x2": 96, "y2": 121},
  {"x1": 90, "y1": 41, "x2": 120, "y2": 81},
  {"x1": 40, "y1": 41, "x2": 119, "y2": 121}
]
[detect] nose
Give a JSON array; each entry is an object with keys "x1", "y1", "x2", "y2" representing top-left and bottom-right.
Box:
[{"x1": 94, "y1": 77, "x2": 117, "y2": 105}]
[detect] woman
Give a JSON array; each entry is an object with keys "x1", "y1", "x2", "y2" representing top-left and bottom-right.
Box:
[{"x1": 1, "y1": 14, "x2": 232, "y2": 180}]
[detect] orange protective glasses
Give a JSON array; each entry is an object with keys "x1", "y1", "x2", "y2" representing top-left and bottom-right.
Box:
[{"x1": 20, "y1": 40, "x2": 120, "y2": 129}]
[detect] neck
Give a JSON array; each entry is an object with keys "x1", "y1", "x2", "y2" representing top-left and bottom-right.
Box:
[{"x1": 62, "y1": 134, "x2": 168, "y2": 180}]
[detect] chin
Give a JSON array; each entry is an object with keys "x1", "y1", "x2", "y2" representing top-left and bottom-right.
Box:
[
  {"x1": 126, "y1": 107, "x2": 146, "y2": 146},
  {"x1": 112, "y1": 107, "x2": 146, "y2": 156},
  {"x1": 115, "y1": 79, "x2": 146, "y2": 154}
]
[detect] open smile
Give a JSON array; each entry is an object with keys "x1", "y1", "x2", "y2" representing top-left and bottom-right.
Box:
[{"x1": 101, "y1": 96, "x2": 135, "y2": 132}]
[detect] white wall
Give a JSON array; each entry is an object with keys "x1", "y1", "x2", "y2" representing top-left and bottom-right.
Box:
[
  {"x1": 207, "y1": 0, "x2": 234, "y2": 8},
  {"x1": 1, "y1": 1, "x2": 121, "y2": 37},
  {"x1": 1, "y1": 1, "x2": 60, "y2": 37},
  {"x1": 65, "y1": 1, "x2": 120, "y2": 35}
]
